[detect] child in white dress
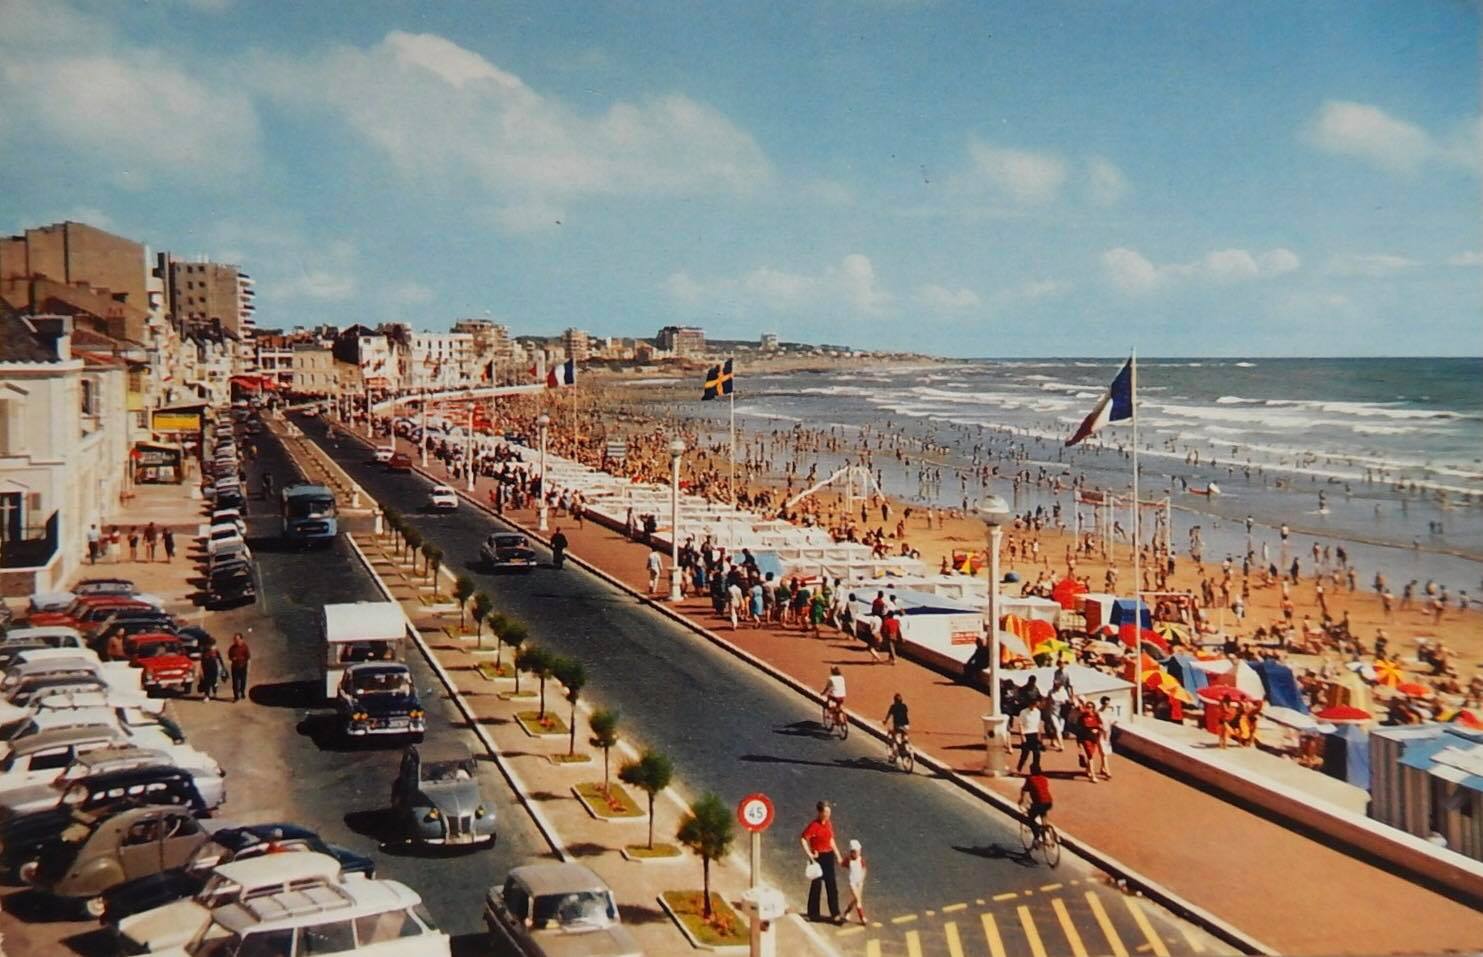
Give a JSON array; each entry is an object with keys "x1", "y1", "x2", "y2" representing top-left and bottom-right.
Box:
[{"x1": 845, "y1": 838, "x2": 868, "y2": 925}]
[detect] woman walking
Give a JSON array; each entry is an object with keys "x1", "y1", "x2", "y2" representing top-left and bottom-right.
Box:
[
  {"x1": 199, "y1": 640, "x2": 224, "y2": 701},
  {"x1": 844, "y1": 838, "x2": 869, "y2": 925}
]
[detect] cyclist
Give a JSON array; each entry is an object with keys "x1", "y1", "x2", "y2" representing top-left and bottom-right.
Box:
[
  {"x1": 883, "y1": 693, "x2": 910, "y2": 751},
  {"x1": 1020, "y1": 769, "x2": 1054, "y2": 844},
  {"x1": 822, "y1": 666, "x2": 847, "y2": 722}
]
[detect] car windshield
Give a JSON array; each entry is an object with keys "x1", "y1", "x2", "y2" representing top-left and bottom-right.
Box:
[
  {"x1": 533, "y1": 890, "x2": 616, "y2": 929},
  {"x1": 286, "y1": 496, "x2": 335, "y2": 519},
  {"x1": 496, "y1": 537, "x2": 527, "y2": 549},
  {"x1": 188, "y1": 923, "x2": 239, "y2": 957},
  {"x1": 136, "y1": 640, "x2": 182, "y2": 658},
  {"x1": 337, "y1": 643, "x2": 395, "y2": 664},
  {"x1": 351, "y1": 670, "x2": 410, "y2": 695},
  {"x1": 423, "y1": 759, "x2": 473, "y2": 782}
]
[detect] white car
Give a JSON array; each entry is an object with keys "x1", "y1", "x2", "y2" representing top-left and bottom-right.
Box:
[
  {"x1": 373, "y1": 446, "x2": 395, "y2": 464},
  {"x1": 161, "y1": 877, "x2": 448, "y2": 956},
  {"x1": 0, "y1": 742, "x2": 226, "y2": 813},
  {"x1": 118, "y1": 852, "x2": 347, "y2": 953},
  {"x1": 205, "y1": 527, "x2": 245, "y2": 556},
  {"x1": 5, "y1": 705, "x2": 187, "y2": 754},
  {"x1": 0, "y1": 726, "x2": 129, "y2": 788},
  {"x1": 427, "y1": 486, "x2": 459, "y2": 511}
]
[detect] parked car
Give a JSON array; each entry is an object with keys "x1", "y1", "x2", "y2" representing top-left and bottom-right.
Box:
[
  {"x1": 391, "y1": 742, "x2": 494, "y2": 846},
  {"x1": 5, "y1": 704, "x2": 186, "y2": 751},
  {"x1": 27, "y1": 592, "x2": 77, "y2": 615},
  {"x1": 0, "y1": 746, "x2": 208, "y2": 816},
  {"x1": 24, "y1": 804, "x2": 210, "y2": 917},
  {"x1": 0, "y1": 762, "x2": 211, "y2": 826},
  {"x1": 162, "y1": 877, "x2": 448, "y2": 956},
  {"x1": 74, "y1": 580, "x2": 165, "y2": 609},
  {"x1": 94, "y1": 616, "x2": 179, "y2": 656},
  {"x1": 116, "y1": 851, "x2": 348, "y2": 953},
  {"x1": 205, "y1": 566, "x2": 257, "y2": 610},
  {"x1": 205, "y1": 526, "x2": 245, "y2": 556},
  {"x1": 336, "y1": 663, "x2": 424, "y2": 741},
  {"x1": 101, "y1": 821, "x2": 375, "y2": 925},
  {"x1": 0, "y1": 726, "x2": 129, "y2": 789},
  {"x1": 426, "y1": 485, "x2": 459, "y2": 512},
  {"x1": 386, "y1": 452, "x2": 414, "y2": 473},
  {"x1": 122, "y1": 634, "x2": 196, "y2": 697},
  {"x1": 373, "y1": 446, "x2": 395, "y2": 464},
  {"x1": 28, "y1": 596, "x2": 153, "y2": 631},
  {"x1": 0, "y1": 627, "x2": 86, "y2": 665},
  {"x1": 483, "y1": 861, "x2": 641, "y2": 957},
  {"x1": 206, "y1": 540, "x2": 252, "y2": 571},
  {"x1": 85, "y1": 607, "x2": 179, "y2": 647},
  {"x1": 479, "y1": 533, "x2": 537, "y2": 573}
]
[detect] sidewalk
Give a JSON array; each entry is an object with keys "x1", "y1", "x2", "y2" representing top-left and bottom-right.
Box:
[{"x1": 386, "y1": 431, "x2": 1483, "y2": 957}]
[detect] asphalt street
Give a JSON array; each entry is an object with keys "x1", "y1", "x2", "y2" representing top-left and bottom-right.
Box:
[{"x1": 302, "y1": 418, "x2": 1227, "y2": 957}]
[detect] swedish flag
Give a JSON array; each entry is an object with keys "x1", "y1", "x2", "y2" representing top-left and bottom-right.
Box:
[{"x1": 701, "y1": 358, "x2": 735, "y2": 400}]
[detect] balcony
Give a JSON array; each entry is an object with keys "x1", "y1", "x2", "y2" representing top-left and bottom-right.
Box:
[{"x1": 2, "y1": 512, "x2": 58, "y2": 570}]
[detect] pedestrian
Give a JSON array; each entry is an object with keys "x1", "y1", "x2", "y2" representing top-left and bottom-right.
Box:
[
  {"x1": 550, "y1": 527, "x2": 568, "y2": 570},
  {"x1": 144, "y1": 522, "x2": 158, "y2": 561},
  {"x1": 1016, "y1": 693, "x2": 1044, "y2": 774},
  {"x1": 199, "y1": 640, "x2": 224, "y2": 700},
  {"x1": 879, "y1": 610, "x2": 901, "y2": 664},
  {"x1": 86, "y1": 524, "x2": 101, "y2": 564},
  {"x1": 844, "y1": 838, "x2": 868, "y2": 925},
  {"x1": 1095, "y1": 696, "x2": 1115, "y2": 779},
  {"x1": 162, "y1": 527, "x2": 175, "y2": 562},
  {"x1": 1075, "y1": 700, "x2": 1105, "y2": 783},
  {"x1": 800, "y1": 800, "x2": 842, "y2": 924},
  {"x1": 128, "y1": 526, "x2": 140, "y2": 561},
  {"x1": 227, "y1": 633, "x2": 251, "y2": 702},
  {"x1": 646, "y1": 548, "x2": 662, "y2": 594}
]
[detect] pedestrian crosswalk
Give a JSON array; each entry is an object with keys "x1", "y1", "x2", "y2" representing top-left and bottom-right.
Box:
[{"x1": 838, "y1": 887, "x2": 1228, "y2": 957}]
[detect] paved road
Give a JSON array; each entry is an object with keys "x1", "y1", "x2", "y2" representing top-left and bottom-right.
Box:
[{"x1": 302, "y1": 418, "x2": 1229, "y2": 957}]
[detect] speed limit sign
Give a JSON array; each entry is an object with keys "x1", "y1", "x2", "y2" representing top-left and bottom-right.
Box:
[{"x1": 736, "y1": 792, "x2": 775, "y2": 833}]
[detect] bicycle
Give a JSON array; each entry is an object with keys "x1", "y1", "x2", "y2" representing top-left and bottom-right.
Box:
[
  {"x1": 822, "y1": 698, "x2": 849, "y2": 740},
  {"x1": 886, "y1": 729, "x2": 914, "y2": 773},
  {"x1": 1018, "y1": 795, "x2": 1061, "y2": 867}
]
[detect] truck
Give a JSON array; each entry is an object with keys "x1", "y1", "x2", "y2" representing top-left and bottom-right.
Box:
[{"x1": 280, "y1": 484, "x2": 338, "y2": 547}]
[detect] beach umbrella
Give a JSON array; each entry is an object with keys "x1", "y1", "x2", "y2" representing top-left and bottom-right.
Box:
[
  {"x1": 1153, "y1": 621, "x2": 1190, "y2": 643},
  {"x1": 1197, "y1": 685, "x2": 1250, "y2": 705},
  {"x1": 1051, "y1": 577, "x2": 1088, "y2": 611},
  {"x1": 1025, "y1": 619, "x2": 1057, "y2": 645},
  {"x1": 1315, "y1": 704, "x2": 1372, "y2": 724},
  {"x1": 1033, "y1": 636, "x2": 1071, "y2": 658},
  {"x1": 1396, "y1": 681, "x2": 1433, "y2": 699},
  {"x1": 1144, "y1": 671, "x2": 1195, "y2": 705},
  {"x1": 1121, "y1": 653, "x2": 1164, "y2": 684},
  {"x1": 1086, "y1": 640, "x2": 1122, "y2": 657},
  {"x1": 1001, "y1": 614, "x2": 1032, "y2": 640},
  {"x1": 1371, "y1": 660, "x2": 1404, "y2": 687},
  {"x1": 1446, "y1": 709, "x2": 1483, "y2": 731},
  {"x1": 1119, "y1": 623, "x2": 1171, "y2": 656}
]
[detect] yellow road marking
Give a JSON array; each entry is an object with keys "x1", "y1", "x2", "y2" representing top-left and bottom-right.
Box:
[
  {"x1": 906, "y1": 929, "x2": 924, "y2": 957},
  {"x1": 976, "y1": 898, "x2": 986, "y2": 905},
  {"x1": 871, "y1": 921, "x2": 883, "y2": 928},
  {"x1": 942, "y1": 902, "x2": 968, "y2": 913},
  {"x1": 1040, "y1": 882, "x2": 1064, "y2": 892},
  {"x1": 945, "y1": 921, "x2": 965, "y2": 957},
  {"x1": 926, "y1": 910, "x2": 936, "y2": 918},
  {"x1": 866, "y1": 940, "x2": 882, "y2": 957},
  {"x1": 993, "y1": 891, "x2": 1019, "y2": 901},
  {"x1": 1018, "y1": 905, "x2": 1049, "y2": 957},
  {"x1": 982, "y1": 913, "x2": 1007, "y2": 957},
  {"x1": 1085, "y1": 892, "x2": 1129, "y2": 957},
  {"x1": 891, "y1": 913, "x2": 919, "y2": 925},
  {"x1": 1124, "y1": 898, "x2": 1171, "y2": 957},
  {"x1": 1179, "y1": 922, "x2": 1208, "y2": 953},
  {"x1": 836, "y1": 925, "x2": 865, "y2": 937},
  {"x1": 1052, "y1": 898, "x2": 1090, "y2": 957}
]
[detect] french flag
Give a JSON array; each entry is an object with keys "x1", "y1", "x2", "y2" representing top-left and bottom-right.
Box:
[
  {"x1": 1065, "y1": 358, "x2": 1134, "y2": 446},
  {"x1": 546, "y1": 358, "x2": 576, "y2": 388}
]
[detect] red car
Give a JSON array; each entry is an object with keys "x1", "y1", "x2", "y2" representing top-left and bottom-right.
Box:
[
  {"x1": 386, "y1": 452, "x2": 413, "y2": 473},
  {"x1": 29, "y1": 596, "x2": 151, "y2": 631},
  {"x1": 122, "y1": 633, "x2": 195, "y2": 696}
]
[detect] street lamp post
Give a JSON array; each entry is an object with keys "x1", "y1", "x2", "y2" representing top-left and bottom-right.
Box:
[
  {"x1": 978, "y1": 495, "x2": 1011, "y2": 777},
  {"x1": 419, "y1": 390, "x2": 428, "y2": 467},
  {"x1": 669, "y1": 437, "x2": 686, "y2": 602},
  {"x1": 537, "y1": 412, "x2": 551, "y2": 532},
  {"x1": 465, "y1": 403, "x2": 475, "y2": 492}
]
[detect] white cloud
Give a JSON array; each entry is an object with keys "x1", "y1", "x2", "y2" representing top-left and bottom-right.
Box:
[
  {"x1": 277, "y1": 270, "x2": 356, "y2": 302},
  {"x1": 0, "y1": 1, "x2": 259, "y2": 182},
  {"x1": 665, "y1": 253, "x2": 892, "y2": 317},
  {"x1": 1447, "y1": 250, "x2": 1483, "y2": 267},
  {"x1": 1085, "y1": 157, "x2": 1129, "y2": 206},
  {"x1": 1103, "y1": 246, "x2": 1300, "y2": 294},
  {"x1": 963, "y1": 141, "x2": 1067, "y2": 204},
  {"x1": 1326, "y1": 253, "x2": 1419, "y2": 277},
  {"x1": 1304, "y1": 100, "x2": 1478, "y2": 175},
  {"x1": 253, "y1": 31, "x2": 771, "y2": 209},
  {"x1": 388, "y1": 281, "x2": 434, "y2": 306},
  {"x1": 915, "y1": 284, "x2": 981, "y2": 313},
  {"x1": 1011, "y1": 279, "x2": 1069, "y2": 301}
]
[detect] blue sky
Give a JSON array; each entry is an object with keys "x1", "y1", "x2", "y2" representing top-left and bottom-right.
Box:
[{"x1": 1, "y1": 0, "x2": 1478, "y2": 356}]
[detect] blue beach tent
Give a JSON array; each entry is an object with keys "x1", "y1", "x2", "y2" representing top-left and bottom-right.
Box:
[
  {"x1": 1110, "y1": 599, "x2": 1151, "y2": 630},
  {"x1": 1322, "y1": 724, "x2": 1371, "y2": 789},
  {"x1": 1166, "y1": 655, "x2": 1211, "y2": 697},
  {"x1": 1253, "y1": 659, "x2": 1309, "y2": 714}
]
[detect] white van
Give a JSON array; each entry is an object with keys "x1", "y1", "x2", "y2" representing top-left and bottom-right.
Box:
[{"x1": 321, "y1": 603, "x2": 404, "y2": 700}]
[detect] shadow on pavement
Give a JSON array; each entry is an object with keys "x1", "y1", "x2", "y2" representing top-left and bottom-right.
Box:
[
  {"x1": 951, "y1": 843, "x2": 1037, "y2": 868},
  {"x1": 250, "y1": 680, "x2": 322, "y2": 708},
  {"x1": 740, "y1": 752, "x2": 900, "y2": 775},
  {"x1": 772, "y1": 720, "x2": 835, "y2": 741},
  {"x1": 619, "y1": 902, "x2": 671, "y2": 926},
  {"x1": 61, "y1": 928, "x2": 117, "y2": 957}
]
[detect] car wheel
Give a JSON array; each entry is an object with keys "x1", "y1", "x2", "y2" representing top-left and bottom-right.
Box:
[
  {"x1": 84, "y1": 895, "x2": 106, "y2": 919},
  {"x1": 17, "y1": 859, "x2": 38, "y2": 883}
]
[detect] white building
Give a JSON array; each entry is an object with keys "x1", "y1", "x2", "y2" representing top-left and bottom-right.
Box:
[{"x1": 408, "y1": 331, "x2": 474, "y2": 389}]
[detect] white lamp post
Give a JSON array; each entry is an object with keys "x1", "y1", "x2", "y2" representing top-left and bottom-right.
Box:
[
  {"x1": 978, "y1": 495, "x2": 1011, "y2": 777},
  {"x1": 669, "y1": 437, "x2": 686, "y2": 602},
  {"x1": 465, "y1": 403, "x2": 475, "y2": 491},
  {"x1": 537, "y1": 412, "x2": 551, "y2": 532},
  {"x1": 419, "y1": 390, "x2": 428, "y2": 467}
]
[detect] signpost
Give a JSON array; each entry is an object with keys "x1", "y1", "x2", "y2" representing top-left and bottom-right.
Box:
[{"x1": 736, "y1": 792, "x2": 774, "y2": 889}]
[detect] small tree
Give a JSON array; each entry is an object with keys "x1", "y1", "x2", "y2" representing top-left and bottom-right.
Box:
[
  {"x1": 424, "y1": 544, "x2": 443, "y2": 592},
  {"x1": 530, "y1": 647, "x2": 557, "y2": 718},
  {"x1": 589, "y1": 709, "x2": 620, "y2": 794},
  {"x1": 619, "y1": 750, "x2": 673, "y2": 850},
  {"x1": 498, "y1": 619, "x2": 527, "y2": 675},
  {"x1": 383, "y1": 507, "x2": 402, "y2": 546},
  {"x1": 676, "y1": 793, "x2": 735, "y2": 919},
  {"x1": 486, "y1": 612, "x2": 509, "y2": 666},
  {"x1": 552, "y1": 656, "x2": 587, "y2": 756},
  {"x1": 453, "y1": 575, "x2": 475, "y2": 630},
  {"x1": 403, "y1": 527, "x2": 423, "y2": 566},
  {"x1": 514, "y1": 643, "x2": 541, "y2": 696},
  {"x1": 471, "y1": 592, "x2": 493, "y2": 650}
]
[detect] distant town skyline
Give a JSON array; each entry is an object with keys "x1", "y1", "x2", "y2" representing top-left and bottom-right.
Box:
[{"x1": 0, "y1": 0, "x2": 1477, "y2": 356}]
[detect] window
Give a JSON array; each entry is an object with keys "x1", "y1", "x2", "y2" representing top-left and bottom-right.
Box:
[
  {"x1": 30, "y1": 748, "x2": 71, "y2": 772},
  {"x1": 124, "y1": 819, "x2": 161, "y2": 846},
  {"x1": 355, "y1": 910, "x2": 422, "y2": 945},
  {"x1": 236, "y1": 929, "x2": 293, "y2": 957},
  {"x1": 501, "y1": 881, "x2": 530, "y2": 921},
  {"x1": 300, "y1": 919, "x2": 355, "y2": 954},
  {"x1": 0, "y1": 399, "x2": 17, "y2": 454}
]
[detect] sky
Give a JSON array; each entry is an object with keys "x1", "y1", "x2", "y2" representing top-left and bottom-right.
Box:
[{"x1": 0, "y1": 0, "x2": 1478, "y2": 357}]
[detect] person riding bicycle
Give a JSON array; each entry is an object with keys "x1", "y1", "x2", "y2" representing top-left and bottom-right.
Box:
[
  {"x1": 1021, "y1": 770, "x2": 1054, "y2": 844},
  {"x1": 822, "y1": 666, "x2": 847, "y2": 718},
  {"x1": 883, "y1": 693, "x2": 910, "y2": 749}
]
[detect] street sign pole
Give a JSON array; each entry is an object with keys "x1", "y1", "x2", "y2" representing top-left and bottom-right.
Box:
[{"x1": 750, "y1": 830, "x2": 760, "y2": 889}]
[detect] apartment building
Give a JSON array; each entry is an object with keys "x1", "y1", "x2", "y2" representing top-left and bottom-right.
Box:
[
  {"x1": 0, "y1": 222, "x2": 151, "y2": 344},
  {"x1": 656, "y1": 325, "x2": 706, "y2": 357}
]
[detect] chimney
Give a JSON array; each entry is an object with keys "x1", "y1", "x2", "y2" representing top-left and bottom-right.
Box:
[{"x1": 27, "y1": 315, "x2": 73, "y2": 361}]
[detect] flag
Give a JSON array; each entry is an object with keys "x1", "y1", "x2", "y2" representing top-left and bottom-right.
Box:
[
  {"x1": 528, "y1": 363, "x2": 538, "y2": 380},
  {"x1": 1065, "y1": 358, "x2": 1134, "y2": 446},
  {"x1": 701, "y1": 358, "x2": 734, "y2": 400},
  {"x1": 546, "y1": 358, "x2": 576, "y2": 388}
]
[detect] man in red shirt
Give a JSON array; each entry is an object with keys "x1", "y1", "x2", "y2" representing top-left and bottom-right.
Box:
[
  {"x1": 1020, "y1": 772, "x2": 1054, "y2": 844},
  {"x1": 880, "y1": 612, "x2": 902, "y2": 664},
  {"x1": 799, "y1": 800, "x2": 842, "y2": 923},
  {"x1": 227, "y1": 633, "x2": 251, "y2": 703}
]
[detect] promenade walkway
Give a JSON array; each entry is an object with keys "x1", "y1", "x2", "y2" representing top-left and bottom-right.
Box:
[{"x1": 382, "y1": 433, "x2": 1483, "y2": 957}]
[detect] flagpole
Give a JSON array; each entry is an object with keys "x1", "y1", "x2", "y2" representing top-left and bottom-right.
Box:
[
  {"x1": 1131, "y1": 350, "x2": 1142, "y2": 718},
  {"x1": 729, "y1": 384, "x2": 737, "y2": 510}
]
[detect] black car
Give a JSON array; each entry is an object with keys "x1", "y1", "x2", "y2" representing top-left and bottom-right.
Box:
[
  {"x1": 205, "y1": 566, "x2": 256, "y2": 610},
  {"x1": 336, "y1": 663, "x2": 426, "y2": 741},
  {"x1": 100, "y1": 821, "x2": 376, "y2": 924},
  {"x1": 93, "y1": 617, "x2": 179, "y2": 657},
  {"x1": 174, "y1": 626, "x2": 212, "y2": 661},
  {"x1": 479, "y1": 533, "x2": 537, "y2": 573},
  {"x1": 0, "y1": 767, "x2": 208, "y2": 874},
  {"x1": 89, "y1": 608, "x2": 176, "y2": 645}
]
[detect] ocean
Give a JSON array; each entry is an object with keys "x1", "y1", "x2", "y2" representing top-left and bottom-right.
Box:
[{"x1": 671, "y1": 357, "x2": 1483, "y2": 597}]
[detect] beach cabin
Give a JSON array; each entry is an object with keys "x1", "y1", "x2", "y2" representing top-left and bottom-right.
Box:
[
  {"x1": 1370, "y1": 724, "x2": 1483, "y2": 861},
  {"x1": 321, "y1": 601, "x2": 406, "y2": 699},
  {"x1": 1002, "y1": 665, "x2": 1135, "y2": 721}
]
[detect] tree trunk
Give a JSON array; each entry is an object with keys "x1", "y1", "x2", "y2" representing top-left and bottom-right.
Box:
[
  {"x1": 538, "y1": 676, "x2": 547, "y2": 717},
  {"x1": 602, "y1": 748, "x2": 610, "y2": 794},
  {"x1": 568, "y1": 700, "x2": 577, "y2": 755},
  {"x1": 647, "y1": 794, "x2": 655, "y2": 848},
  {"x1": 701, "y1": 859, "x2": 712, "y2": 918}
]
